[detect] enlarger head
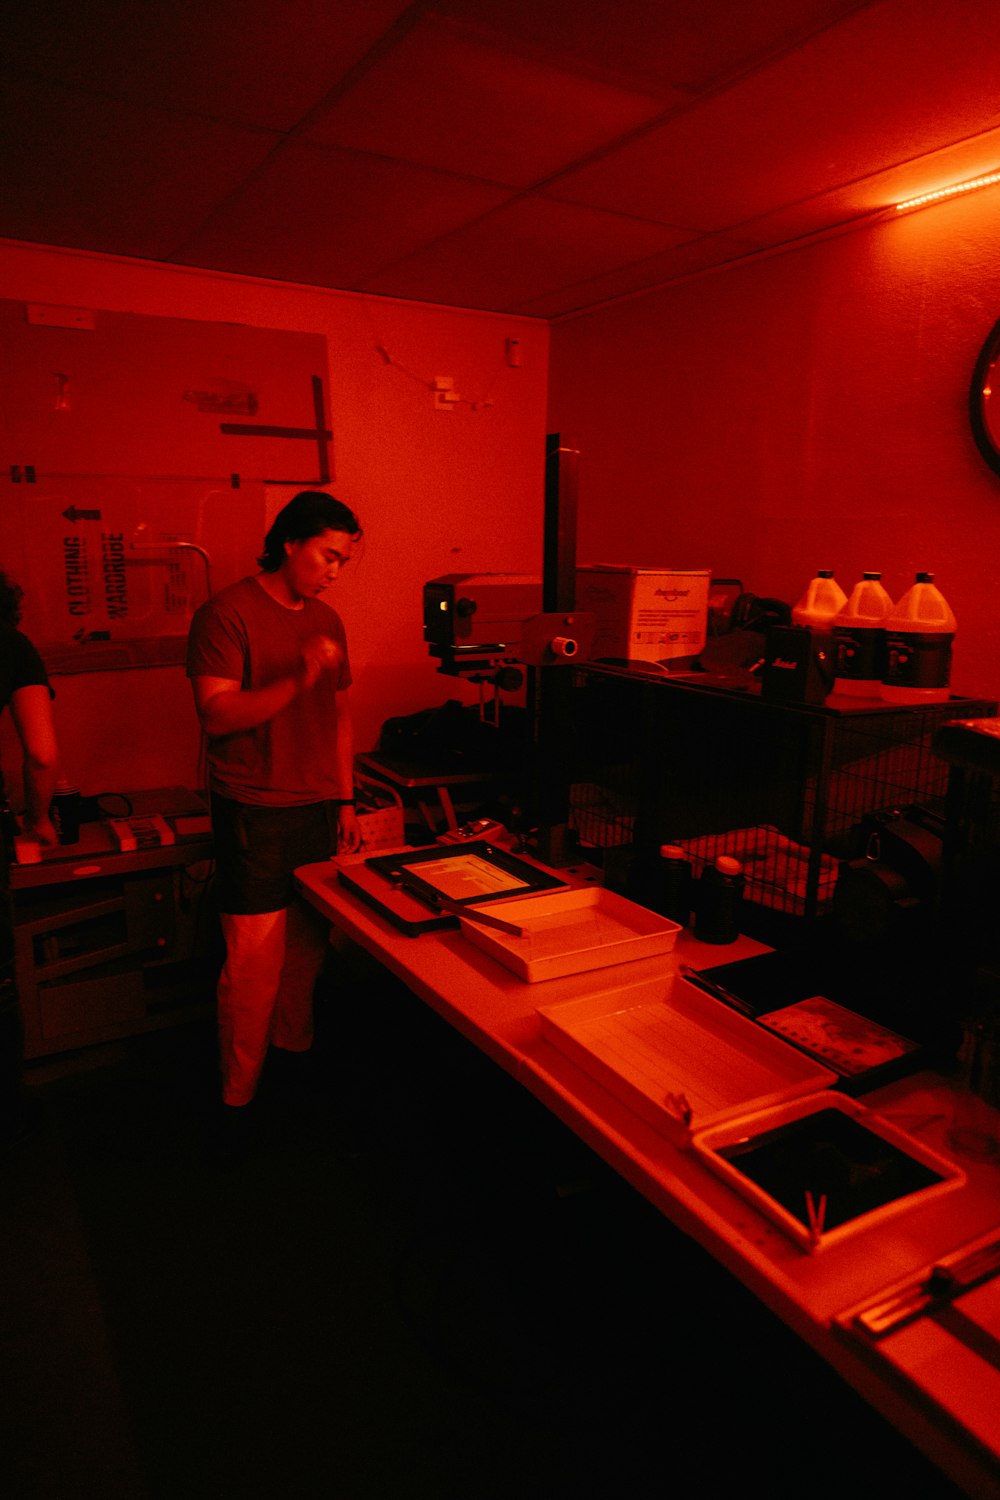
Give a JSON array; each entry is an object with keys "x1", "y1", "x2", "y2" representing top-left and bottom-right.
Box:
[
  {"x1": 423, "y1": 573, "x2": 594, "y2": 677},
  {"x1": 423, "y1": 573, "x2": 541, "y2": 673}
]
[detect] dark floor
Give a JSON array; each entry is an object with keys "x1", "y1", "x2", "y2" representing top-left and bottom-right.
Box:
[{"x1": 1, "y1": 943, "x2": 969, "y2": 1500}]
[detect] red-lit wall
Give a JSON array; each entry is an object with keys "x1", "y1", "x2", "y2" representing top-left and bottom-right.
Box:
[
  {"x1": 0, "y1": 242, "x2": 549, "y2": 804},
  {"x1": 548, "y1": 189, "x2": 1000, "y2": 704}
]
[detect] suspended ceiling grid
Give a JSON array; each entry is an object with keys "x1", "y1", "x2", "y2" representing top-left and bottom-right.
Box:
[{"x1": 4, "y1": 0, "x2": 1000, "y2": 317}]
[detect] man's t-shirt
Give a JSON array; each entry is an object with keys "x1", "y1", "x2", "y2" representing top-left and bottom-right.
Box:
[
  {"x1": 1, "y1": 626, "x2": 49, "y2": 711},
  {"x1": 186, "y1": 576, "x2": 352, "y2": 806},
  {"x1": 1, "y1": 625, "x2": 51, "y2": 806}
]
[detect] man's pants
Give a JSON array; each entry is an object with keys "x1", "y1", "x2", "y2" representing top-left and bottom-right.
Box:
[{"x1": 217, "y1": 901, "x2": 329, "y2": 1106}]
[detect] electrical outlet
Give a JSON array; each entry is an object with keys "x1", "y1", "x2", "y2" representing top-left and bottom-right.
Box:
[{"x1": 433, "y1": 376, "x2": 459, "y2": 412}]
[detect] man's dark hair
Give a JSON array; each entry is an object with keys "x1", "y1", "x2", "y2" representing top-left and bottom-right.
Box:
[
  {"x1": 0, "y1": 570, "x2": 25, "y2": 627},
  {"x1": 257, "y1": 492, "x2": 363, "y2": 573}
]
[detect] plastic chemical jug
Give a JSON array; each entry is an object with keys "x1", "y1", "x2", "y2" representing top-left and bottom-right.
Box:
[
  {"x1": 833, "y1": 572, "x2": 894, "y2": 697},
  {"x1": 791, "y1": 570, "x2": 847, "y2": 630},
  {"x1": 881, "y1": 572, "x2": 956, "y2": 704}
]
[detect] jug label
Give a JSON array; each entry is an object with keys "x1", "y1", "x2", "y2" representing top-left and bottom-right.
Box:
[
  {"x1": 834, "y1": 626, "x2": 886, "y2": 680},
  {"x1": 884, "y1": 631, "x2": 953, "y2": 689}
]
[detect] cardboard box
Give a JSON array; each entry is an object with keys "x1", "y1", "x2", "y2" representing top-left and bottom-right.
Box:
[{"x1": 576, "y1": 565, "x2": 711, "y2": 664}]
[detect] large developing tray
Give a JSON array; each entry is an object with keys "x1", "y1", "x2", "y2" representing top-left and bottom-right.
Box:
[
  {"x1": 458, "y1": 886, "x2": 680, "y2": 981},
  {"x1": 536, "y1": 973, "x2": 836, "y2": 1143}
]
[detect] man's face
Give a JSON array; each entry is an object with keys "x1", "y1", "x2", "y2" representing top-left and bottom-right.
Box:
[{"x1": 283, "y1": 528, "x2": 355, "y2": 600}]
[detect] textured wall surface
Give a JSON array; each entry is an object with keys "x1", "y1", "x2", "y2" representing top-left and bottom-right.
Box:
[{"x1": 549, "y1": 190, "x2": 1000, "y2": 701}]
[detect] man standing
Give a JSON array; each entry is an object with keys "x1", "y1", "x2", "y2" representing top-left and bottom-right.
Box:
[
  {"x1": 1, "y1": 570, "x2": 60, "y2": 1143},
  {"x1": 186, "y1": 491, "x2": 363, "y2": 1156}
]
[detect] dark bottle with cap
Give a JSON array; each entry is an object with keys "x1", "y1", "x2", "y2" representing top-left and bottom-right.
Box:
[
  {"x1": 694, "y1": 855, "x2": 745, "y2": 944},
  {"x1": 0, "y1": 797, "x2": 20, "y2": 855},
  {"x1": 656, "y1": 844, "x2": 692, "y2": 927},
  {"x1": 50, "y1": 778, "x2": 82, "y2": 845}
]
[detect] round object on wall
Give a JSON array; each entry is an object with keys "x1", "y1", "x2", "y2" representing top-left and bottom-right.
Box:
[{"x1": 970, "y1": 314, "x2": 1000, "y2": 476}]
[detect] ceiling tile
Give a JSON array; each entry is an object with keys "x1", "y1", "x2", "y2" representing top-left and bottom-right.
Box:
[
  {"x1": 304, "y1": 13, "x2": 666, "y2": 187},
  {"x1": 738, "y1": 125, "x2": 1000, "y2": 245},
  {"x1": 508, "y1": 232, "x2": 764, "y2": 317},
  {"x1": 173, "y1": 142, "x2": 515, "y2": 288},
  {"x1": 4, "y1": 0, "x2": 1000, "y2": 315},
  {"x1": 358, "y1": 195, "x2": 692, "y2": 311},
  {"x1": 850, "y1": 127, "x2": 1000, "y2": 214},
  {"x1": 432, "y1": 0, "x2": 872, "y2": 96},
  {"x1": 3, "y1": 0, "x2": 415, "y2": 132},
  {"x1": 0, "y1": 73, "x2": 279, "y2": 261},
  {"x1": 546, "y1": 0, "x2": 1000, "y2": 233}
]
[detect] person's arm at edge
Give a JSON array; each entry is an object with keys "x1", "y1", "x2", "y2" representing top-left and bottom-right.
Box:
[
  {"x1": 334, "y1": 688, "x2": 362, "y2": 853},
  {"x1": 10, "y1": 683, "x2": 60, "y2": 845}
]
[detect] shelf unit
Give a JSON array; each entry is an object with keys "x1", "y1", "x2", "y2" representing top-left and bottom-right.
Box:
[{"x1": 566, "y1": 666, "x2": 996, "y2": 938}]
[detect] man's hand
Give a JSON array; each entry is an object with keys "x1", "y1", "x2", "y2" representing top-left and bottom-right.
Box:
[
  {"x1": 337, "y1": 804, "x2": 363, "y2": 854},
  {"x1": 22, "y1": 813, "x2": 59, "y2": 847},
  {"x1": 300, "y1": 634, "x2": 343, "y2": 688}
]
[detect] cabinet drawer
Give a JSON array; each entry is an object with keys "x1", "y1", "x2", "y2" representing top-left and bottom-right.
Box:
[
  {"x1": 124, "y1": 870, "x2": 177, "y2": 953},
  {"x1": 39, "y1": 968, "x2": 146, "y2": 1045}
]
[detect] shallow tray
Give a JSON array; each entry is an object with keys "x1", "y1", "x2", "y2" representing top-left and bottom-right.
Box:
[
  {"x1": 458, "y1": 887, "x2": 680, "y2": 981},
  {"x1": 692, "y1": 1092, "x2": 966, "y2": 1253},
  {"x1": 536, "y1": 973, "x2": 835, "y2": 1142}
]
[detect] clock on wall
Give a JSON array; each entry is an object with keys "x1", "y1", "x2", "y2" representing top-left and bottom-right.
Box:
[{"x1": 970, "y1": 315, "x2": 1000, "y2": 476}]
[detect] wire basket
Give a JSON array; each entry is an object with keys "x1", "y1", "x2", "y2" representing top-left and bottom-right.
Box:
[
  {"x1": 567, "y1": 668, "x2": 996, "y2": 928},
  {"x1": 356, "y1": 773, "x2": 405, "y2": 852}
]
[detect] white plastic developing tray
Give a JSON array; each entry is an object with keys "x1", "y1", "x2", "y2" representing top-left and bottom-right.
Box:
[
  {"x1": 536, "y1": 972, "x2": 836, "y2": 1143},
  {"x1": 458, "y1": 887, "x2": 680, "y2": 982}
]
